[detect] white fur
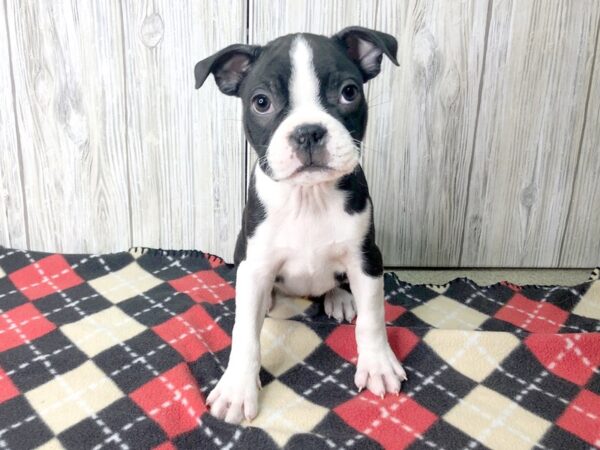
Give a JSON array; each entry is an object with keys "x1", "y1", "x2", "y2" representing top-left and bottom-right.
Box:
[
  {"x1": 289, "y1": 36, "x2": 320, "y2": 110},
  {"x1": 208, "y1": 164, "x2": 407, "y2": 423},
  {"x1": 251, "y1": 166, "x2": 371, "y2": 297},
  {"x1": 206, "y1": 259, "x2": 268, "y2": 423},
  {"x1": 207, "y1": 35, "x2": 406, "y2": 425},
  {"x1": 324, "y1": 287, "x2": 356, "y2": 322},
  {"x1": 266, "y1": 36, "x2": 359, "y2": 183}
]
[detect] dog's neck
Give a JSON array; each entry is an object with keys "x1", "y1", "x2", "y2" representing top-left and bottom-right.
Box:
[{"x1": 254, "y1": 163, "x2": 346, "y2": 216}]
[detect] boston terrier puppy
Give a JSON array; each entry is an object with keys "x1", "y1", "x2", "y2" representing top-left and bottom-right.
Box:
[{"x1": 195, "y1": 26, "x2": 406, "y2": 424}]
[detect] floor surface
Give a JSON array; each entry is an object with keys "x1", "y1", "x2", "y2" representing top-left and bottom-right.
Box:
[{"x1": 392, "y1": 269, "x2": 594, "y2": 286}]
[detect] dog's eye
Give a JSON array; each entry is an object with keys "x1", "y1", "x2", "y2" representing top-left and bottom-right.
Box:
[
  {"x1": 340, "y1": 84, "x2": 359, "y2": 104},
  {"x1": 252, "y1": 94, "x2": 273, "y2": 114}
]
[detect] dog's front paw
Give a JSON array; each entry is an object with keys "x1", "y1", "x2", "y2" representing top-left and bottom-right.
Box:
[
  {"x1": 207, "y1": 370, "x2": 261, "y2": 424},
  {"x1": 324, "y1": 287, "x2": 356, "y2": 322},
  {"x1": 355, "y1": 345, "x2": 407, "y2": 397}
]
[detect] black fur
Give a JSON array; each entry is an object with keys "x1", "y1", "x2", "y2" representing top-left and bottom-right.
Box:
[
  {"x1": 240, "y1": 37, "x2": 293, "y2": 176},
  {"x1": 336, "y1": 165, "x2": 370, "y2": 214},
  {"x1": 360, "y1": 206, "x2": 384, "y2": 277},
  {"x1": 336, "y1": 166, "x2": 383, "y2": 277},
  {"x1": 334, "y1": 272, "x2": 348, "y2": 284},
  {"x1": 233, "y1": 167, "x2": 266, "y2": 266},
  {"x1": 304, "y1": 34, "x2": 368, "y2": 142}
]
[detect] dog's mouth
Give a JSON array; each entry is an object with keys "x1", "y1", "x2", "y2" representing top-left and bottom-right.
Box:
[
  {"x1": 274, "y1": 164, "x2": 333, "y2": 182},
  {"x1": 293, "y1": 163, "x2": 332, "y2": 175}
]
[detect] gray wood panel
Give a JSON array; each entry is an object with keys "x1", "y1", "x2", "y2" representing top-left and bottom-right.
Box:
[
  {"x1": 0, "y1": 0, "x2": 598, "y2": 267},
  {"x1": 5, "y1": 0, "x2": 130, "y2": 252},
  {"x1": 0, "y1": 1, "x2": 27, "y2": 249},
  {"x1": 121, "y1": 0, "x2": 245, "y2": 262},
  {"x1": 365, "y1": 0, "x2": 489, "y2": 266},
  {"x1": 461, "y1": 0, "x2": 600, "y2": 267},
  {"x1": 560, "y1": 24, "x2": 600, "y2": 267}
]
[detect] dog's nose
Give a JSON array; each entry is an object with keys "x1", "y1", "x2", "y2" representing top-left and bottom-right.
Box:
[{"x1": 291, "y1": 124, "x2": 327, "y2": 150}]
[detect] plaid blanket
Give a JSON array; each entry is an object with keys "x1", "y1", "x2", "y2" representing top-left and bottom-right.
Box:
[{"x1": 0, "y1": 247, "x2": 599, "y2": 450}]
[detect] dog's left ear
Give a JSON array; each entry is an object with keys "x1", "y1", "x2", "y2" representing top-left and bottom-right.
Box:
[
  {"x1": 194, "y1": 44, "x2": 261, "y2": 96},
  {"x1": 333, "y1": 26, "x2": 399, "y2": 82}
]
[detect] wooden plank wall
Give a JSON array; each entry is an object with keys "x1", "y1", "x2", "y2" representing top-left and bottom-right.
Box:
[
  {"x1": 6, "y1": 1, "x2": 131, "y2": 252},
  {"x1": 364, "y1": 0, "x2": 489, "y2": 267},
  {"x1": 561, "y1": 15, "x2": 600, "y2": 267},
  {"x1": 461, "y1": 0, "x2": 600, "y2": 267},
  {"x1": 121, "y1": 0, "x2": 245, "y2": 261},
  {"x1": 0, "y1": 0, "x2": 27, "y2": 249},
  {"x1": 0, "y1": 0, "x2": 598, "y2": 267}
]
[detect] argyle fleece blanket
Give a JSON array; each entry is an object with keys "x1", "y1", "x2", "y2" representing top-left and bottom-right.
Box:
[{"x1": 0, "y1": 248, "x2": 599, "y2": 450}]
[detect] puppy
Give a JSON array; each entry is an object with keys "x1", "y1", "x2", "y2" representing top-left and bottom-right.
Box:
[{"x1": 195, "y1": 26, "x2": 406, "y2": 424}]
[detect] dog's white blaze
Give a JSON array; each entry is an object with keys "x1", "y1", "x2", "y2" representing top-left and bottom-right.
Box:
[{"x1": 289, "y1": 36, "x2": 322, "y2": 110}]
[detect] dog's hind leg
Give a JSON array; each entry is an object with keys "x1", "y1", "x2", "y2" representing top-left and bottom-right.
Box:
[{"x1": 324, "y1": 287, "x2": 356, "y2": 322}]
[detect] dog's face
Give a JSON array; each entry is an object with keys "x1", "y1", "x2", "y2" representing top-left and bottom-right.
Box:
[{"x1": 195, "y1": 27, "x2": 398, "y2": 185}]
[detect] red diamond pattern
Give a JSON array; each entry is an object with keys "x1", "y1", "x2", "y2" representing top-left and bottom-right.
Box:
[
  {"x1": 153, "y1": 305, "x2": 230, "y2": 362},
  {"x1": 130, "y1": 363, "x2": 206, "y2": 439},
  {"x1": 526, "y1": 333, "x2": 600, "y2": 385},
  {"x1": 9, "y1": 255, "x2": 84, "y2": 301},
  {"x1": 0, "y1": 247, "x2": 598, "y2": 449},
  {"x1": 0, "y1": 366, "x2": 19, "y2": 404},
  {"x1": 384, "y1": 302, "x2": 406, "y2": 323},
  {"x1": 335, "y1": 392, "x2": 438, "y2": 449},
  {"x1": 169, "y1": 270, "x2": 235, "y2": 304},
  {"x1": 325, "y1": 324, "x2": 419, "y2": 363},
  {"x1": 0, "y1": 303, "x2": 56, "y2": 352},
  {"x1": 557, "y1": 390, "x2": 600, "y2": 446},
  {"x1": 494, "y1": 293, "x2": 569, "y2": 333}
]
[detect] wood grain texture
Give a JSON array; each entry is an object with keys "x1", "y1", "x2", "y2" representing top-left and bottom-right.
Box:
[
  {"x1": 364, "y1": 0, "x2": 489, "y2": 266},
  {"x1": 560, "y1": 21, "x2": 600, "y2": 267},
  {"x1": 121, "y1": 0, "x2": 245, "y2": 261},
  {"x1": 461, "y1": 0, "x2": 600, "y2": 267},
  {"x1": 6, "y1": 0, "x2": 130, "y2": 252},
  {"x1": 0, "y1": 0, "x2": 27, "y2": 249},
  {"x1": 1, "y1": 1, "x2": 599, "y2": 267}
]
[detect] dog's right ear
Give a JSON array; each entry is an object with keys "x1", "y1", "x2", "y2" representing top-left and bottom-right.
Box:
[{"x1": 194, "y1": 44, "x2": 261, "y2": 96}]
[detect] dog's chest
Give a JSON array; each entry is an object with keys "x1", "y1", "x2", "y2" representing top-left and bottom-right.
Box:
[
  {"x1": 251, "y1": 174, "x2": 370, "y2": 296},
  {"x1": 272, "y1": 207, "x2": 348, "y2": 296}
]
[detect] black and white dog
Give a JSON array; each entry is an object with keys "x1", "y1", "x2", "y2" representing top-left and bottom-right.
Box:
[{"x1": 195, "y1": 26, "x2": 406, "y2": 424}]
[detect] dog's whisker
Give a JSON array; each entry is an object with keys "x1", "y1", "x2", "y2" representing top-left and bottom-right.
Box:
[
  {"x1": 365, "y1": 91, "x2": 389, "y2": 104},
  {"x1": 367, "y1": 100, "x2": 392, "y2": 109}
]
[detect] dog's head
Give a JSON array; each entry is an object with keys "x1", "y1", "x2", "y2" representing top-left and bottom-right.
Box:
[{"x1": 195, "y1": 27, "x2": 398, "y2": 185}]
